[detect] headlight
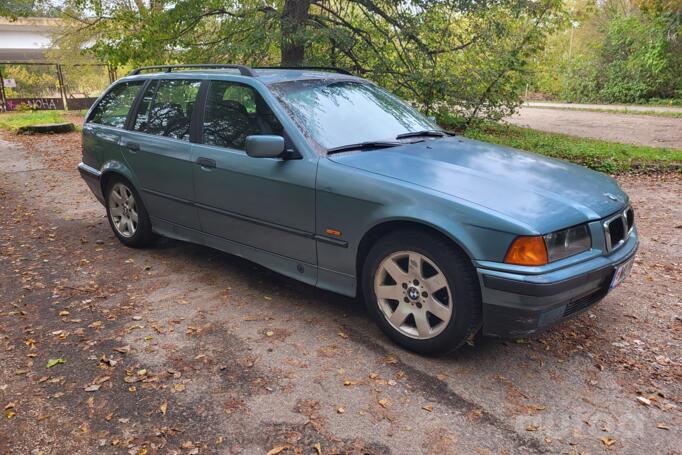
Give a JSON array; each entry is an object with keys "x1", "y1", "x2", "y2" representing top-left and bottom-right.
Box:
[
  {"x1": 505, "y1": 224, "x2": 591, "y2": 266},
  {"x1": 543, "y1": 224, "x2": 591, "y2": 262}
]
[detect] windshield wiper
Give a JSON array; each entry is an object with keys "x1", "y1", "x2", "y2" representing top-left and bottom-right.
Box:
[
  {"x1": 327, "y1": 141, "x2": 402, "y2": 155},
  {"x1": 396, "y1": 130, "x2": 449, "y2": 139}
]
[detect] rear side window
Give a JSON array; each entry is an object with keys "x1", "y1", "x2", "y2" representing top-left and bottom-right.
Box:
[
  {"x1": 133, "y1": 79, "x2": 201, "y2": 141},
  {"x1": 88, "y1": 81, "x2": 143, "y2": 128},
  {"x1": 203, "y1": 81, "x2": 283, "y2": 150}
]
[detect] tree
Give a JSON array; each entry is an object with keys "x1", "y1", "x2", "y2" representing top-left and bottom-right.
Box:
[
  {"x1": 54, "y1": 0, "x2": 565, "y2": 123},
  {"x1": 530, "y1": 0, "x2": 681, "y2": 103}
]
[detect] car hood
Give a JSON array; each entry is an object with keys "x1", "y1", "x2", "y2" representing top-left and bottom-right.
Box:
[{"x1": 328, "y1": 136, "x2": 628, "y2": 233}]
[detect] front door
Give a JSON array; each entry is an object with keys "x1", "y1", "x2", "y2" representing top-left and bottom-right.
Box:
[
  {"x1": 191, "y1": 80, "x2": 317, "y2": 274},
  {"x1": 121, "y1": 78, "x2": 201, "y2": 230}
]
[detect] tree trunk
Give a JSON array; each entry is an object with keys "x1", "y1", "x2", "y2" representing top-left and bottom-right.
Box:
[{"x1": 280, "y1": 0, "x2": 312, "y2": 66}]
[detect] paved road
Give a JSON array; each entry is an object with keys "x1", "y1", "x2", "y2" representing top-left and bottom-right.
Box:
[
  {"x1": 524, "y1": 102, "x2": 682, "y2": 114},
  {"x1": 1, "y1": 134, "x2": 680, "y2": 454},
  {"x1": 507, "y1": 107, "x2": 682, "y2": 149}
]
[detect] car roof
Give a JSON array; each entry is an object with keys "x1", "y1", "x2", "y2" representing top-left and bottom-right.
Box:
[{"x1": 121, "y1": 68, "x2": 363, "y2": 85}]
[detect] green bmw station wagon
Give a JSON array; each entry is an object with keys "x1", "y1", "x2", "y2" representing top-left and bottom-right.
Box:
[{"x1": 79, "y1": 64, "x2": 638, "y2": 354}]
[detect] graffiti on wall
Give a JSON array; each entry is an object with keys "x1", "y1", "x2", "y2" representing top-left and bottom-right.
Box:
[{"x1": 4, "y1": 97, "x2": 65, "y2": 111}]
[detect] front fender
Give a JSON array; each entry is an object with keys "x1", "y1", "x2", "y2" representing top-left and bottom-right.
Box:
[{"x1": 315, "y1": 158, "x2": 528, "y2": 296}]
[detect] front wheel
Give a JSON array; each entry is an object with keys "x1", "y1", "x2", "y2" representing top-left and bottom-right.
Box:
[
  {"x1": 362, "y1": 230, "x2": 481, "y2": 355},
  {"x1": 105, "y1": 177, "x2": 156, "y2": 248}
]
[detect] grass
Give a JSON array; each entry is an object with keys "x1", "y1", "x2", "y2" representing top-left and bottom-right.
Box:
[
  {"x1": 525, "y1": 105, "x2": 682, "y2": 119},
  {"x1": 460, "y1": 122, "x2": 682, "y2": 174},
  {"x1": 528, "y1": 98, "x2": 682, "y2": 107},
  {"x1": 0, "y1": 111, "x2": 69, "y2": 132}
]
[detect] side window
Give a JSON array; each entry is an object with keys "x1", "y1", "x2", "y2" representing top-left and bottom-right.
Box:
[
  {"x1": 133, "y1": 79, "x2": 200, "y2": 141},
  {"x1": 203, "y1": 81, "x2": 284, "y2": 150},
  {"x1": 88, "y1": 81, "x2": 143, "y2": 128}
]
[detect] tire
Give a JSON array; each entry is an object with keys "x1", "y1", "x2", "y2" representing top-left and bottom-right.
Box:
[
  {"x1": 362, "y1": 229, "x2": 481, "y2": 355},
  {"x1": 105, "y1": 176, "x2": 156, "y2": 248}
]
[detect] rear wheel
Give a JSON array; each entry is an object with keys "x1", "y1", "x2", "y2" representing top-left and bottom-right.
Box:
[
  {"x1": 362, "y1": 230, "x2": 481, "y2": 355},
  {"x1": 105, "y1": 177, "x2": 156, "y2": 248}
]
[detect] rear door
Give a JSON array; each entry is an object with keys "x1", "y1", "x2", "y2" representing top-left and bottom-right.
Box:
[
  {"x1": 191, "y1": 80, "x2": 318, "y2": 270},
  {"x1": 83, "y1": 81, "x2": 145, "y2": 169},
  {"x1": 121, "y1": 78, "x2": 202, "y2": 230}
]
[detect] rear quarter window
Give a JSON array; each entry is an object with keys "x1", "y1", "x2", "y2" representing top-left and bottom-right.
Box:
[{"x1": 88, "y1": 81, "x2": 144, "y2": 128}]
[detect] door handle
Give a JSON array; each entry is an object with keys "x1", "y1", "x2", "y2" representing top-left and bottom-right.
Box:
[
  {"x1": 126, "y1": 142, "x2": 140, "y2": 152},
  {"x1": 197, "y1": 157, "x2": 216, "y2": 169}
]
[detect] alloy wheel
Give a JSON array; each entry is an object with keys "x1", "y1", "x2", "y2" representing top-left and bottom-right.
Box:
[
  {"x1": 108, "y1": 182, "x2": 138, "y2": 238},
  {"x1": 373, "y1": 251, "x2": 453, "y2": 339}
]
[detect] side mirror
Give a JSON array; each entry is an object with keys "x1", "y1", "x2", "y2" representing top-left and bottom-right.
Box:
[{"x1": 245, "y1": 135, "x2": 285, "y2": 158}]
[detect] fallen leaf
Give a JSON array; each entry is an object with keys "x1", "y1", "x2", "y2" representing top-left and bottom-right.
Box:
[
  {"x1": 46, "y1": 358, "x2": 65, "y2": 368},
  {"x1": 378, "y1": 398, "x2": 389, "y2": 408},
  {"x1": 83, "y1": 384, "x2": 100, "y2": 392},
  {"x1": 337, "y1": 331, "x2": 348, "y2": 339},
  {"x1": 266, "y1": 331, "x2": 274, "y2": 337},
  {"x1": 160, "y1": 401, "x2": 167, "y2": 415},
  {"x1": 313, "y1": 442, "x2": 322, "y2": 455},
  {"x1": 174, "y1": 383, "x2": 186, "y2": 392},
  {"x1": 337, "y1": 407, "x2": 345, "y2": 414},
  {"x1": 422, "y1": 404, "x2": 433, "y2": 412},
  {"x1": 656, "y1": 423, "x2": 669, "y2": 430},
  {"x1": 266, "y1": 446, "x2": 287, "y2": 455},
  {"x1": 601, "y1": 437, "x2": 616, "y2": 448},
  {"x1": 636, "y1": 396, "x2": 651, "y2": 406},
  {"x1": 526, "y1": 424, "x2": 540, "y2": 431}
]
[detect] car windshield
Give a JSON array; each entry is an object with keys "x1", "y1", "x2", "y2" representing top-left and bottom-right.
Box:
[{"x1": 269, "y1": 79, "x2": 440, "y2": 153}]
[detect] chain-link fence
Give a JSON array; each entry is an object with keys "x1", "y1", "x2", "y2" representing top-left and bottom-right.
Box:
[{"x1": 0, "y1": 62, "x2": 115, "y2": 112}]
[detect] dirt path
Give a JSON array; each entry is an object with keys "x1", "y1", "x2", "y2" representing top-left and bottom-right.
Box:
[
  {"x1": 0, "y1": 132, "x2": 680, "y2": 455},
  {"x1": 506, "y1": 107, "x2": 682, "y2": 150}
]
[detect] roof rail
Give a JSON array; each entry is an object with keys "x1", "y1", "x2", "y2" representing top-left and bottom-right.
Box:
[
  {"x1": 128, "y1": 64, "x2": 257, "y2": 77},
  {"x1": 254, "y1": 66, "x2": 353, "y2": 76}
]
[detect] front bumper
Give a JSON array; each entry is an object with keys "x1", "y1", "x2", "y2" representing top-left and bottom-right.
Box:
[{"x1": 478, "y1": 231, "x2": 638, "y2": 338}]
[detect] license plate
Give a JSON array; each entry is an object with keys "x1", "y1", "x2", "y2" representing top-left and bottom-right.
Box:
[{"x1": 610, "y1": 257, "x2": 634, "y2": 289}]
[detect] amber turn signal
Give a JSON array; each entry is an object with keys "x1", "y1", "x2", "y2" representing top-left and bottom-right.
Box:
[{"x1": 504, "y1": 236, "x2": 548, "y2": 266}]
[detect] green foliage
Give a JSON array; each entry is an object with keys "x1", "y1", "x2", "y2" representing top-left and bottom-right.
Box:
[
  {"x1": 0, "y1": 0, "x2": 57, "y2": 18},
  {"x1": 0, "y1": 111, "x2": 67, "y2": 132},
  {"x1": 532, "y1": 1, "x2": 682, "y2": 104},
  {"x1": 54, "y1": 0, "x2": 565, "y2": 124},
  {"x1": 454, "y1": 121, "x2": 682, "y2": 173}
]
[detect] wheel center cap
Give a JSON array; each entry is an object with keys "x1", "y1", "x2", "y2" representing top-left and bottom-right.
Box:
[{"x1": 407, "y1": 286, "x2": 420, "y2": 301}]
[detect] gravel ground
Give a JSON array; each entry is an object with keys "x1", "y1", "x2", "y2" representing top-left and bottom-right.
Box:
[
  {"x1": 506, "y1": 108, "x2": 682, "y2": 150},
  {"x1": 0, "y1": 129, "x2": 680, "y2": 455}
]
